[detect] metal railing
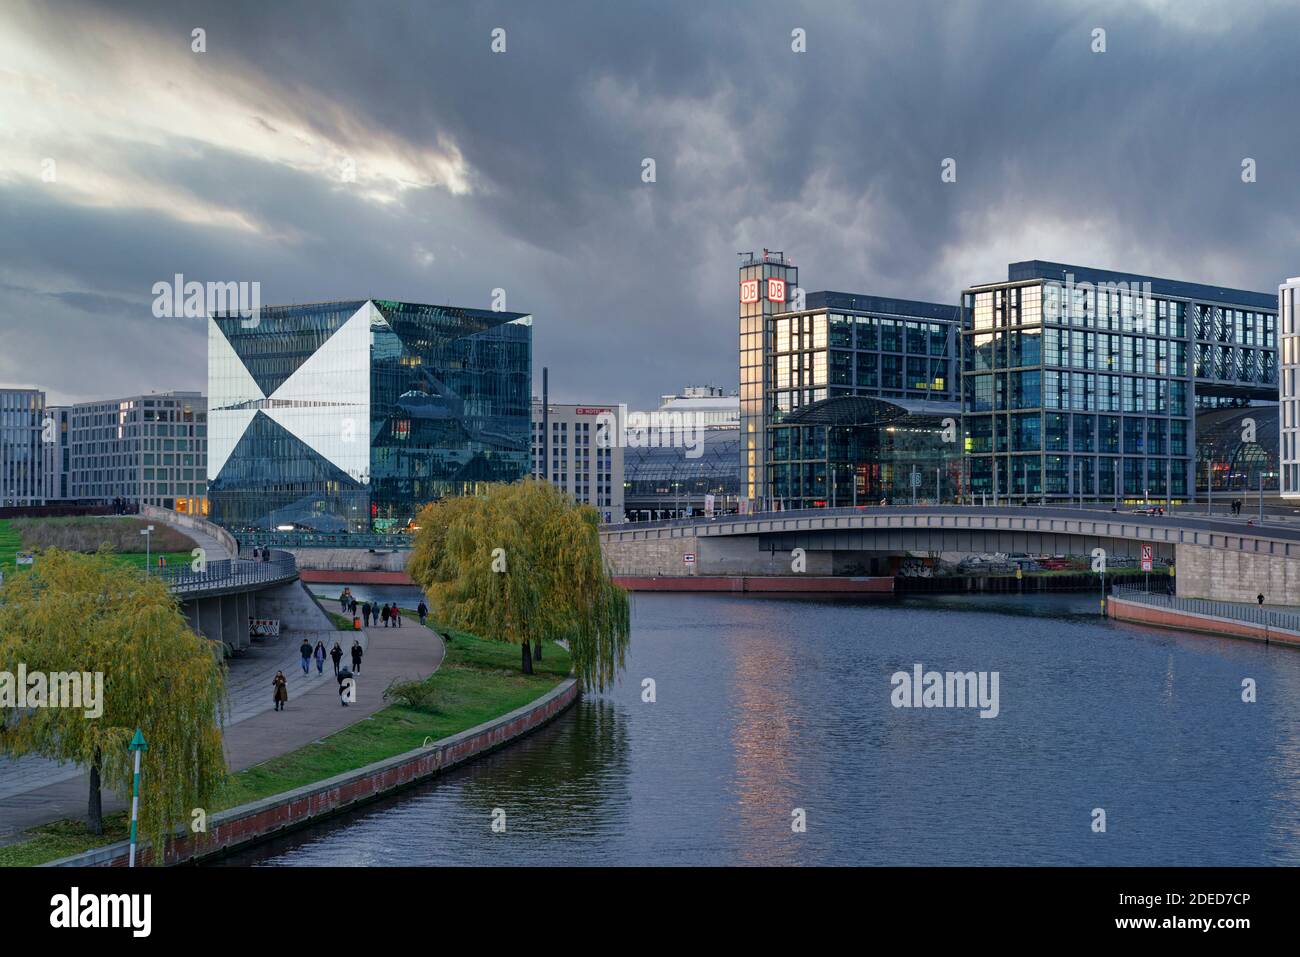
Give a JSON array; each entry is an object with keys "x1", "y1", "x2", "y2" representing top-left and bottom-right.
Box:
[
  {"x1": 151, "y1": 549, "x2": 297, "y2": 595},
  {"x1": 1112, "y1": 582, "x2": 1300, "y2": 633},
  {"x1": 230, "y1": 530, "x2": 414, "y2": 550}
]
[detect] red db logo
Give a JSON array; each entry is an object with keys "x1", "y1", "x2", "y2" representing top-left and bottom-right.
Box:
[
  {"x1": 740, "y1": 279, "x2": 760, "y2": 304},
  {"x1": 767, "y1": 278, "x2": 786, "y2": 303}
]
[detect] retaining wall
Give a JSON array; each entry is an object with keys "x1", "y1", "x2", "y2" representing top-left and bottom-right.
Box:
[
  {"x1": 1107, "y1": 596, "x2": 1300, "y2": 647},
  {"x1": 45, "y1": 678, "x2": 579, "y2": 867}
]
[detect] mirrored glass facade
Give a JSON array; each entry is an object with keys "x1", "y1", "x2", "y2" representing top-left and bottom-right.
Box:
[
  {"x1": 962, "y1": 262, "x2": 1276, "y2": 505},
  {"x1": 768, "y1": 396, "x2": 961, "y2": 509},
  {"x1": 208, "y1": 299, "x2": 531, "y2": 536}
]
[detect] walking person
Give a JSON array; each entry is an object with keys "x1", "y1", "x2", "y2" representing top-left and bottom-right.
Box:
[
  {"x1": 394, "y1": 604, "x2": 402, "y2": 628},
  {"x1": 330, "y1": 641, "x2": 343, "y2": 676},
  {"x1": 299, "y1": 638, "x2": 313, "y2": 675},
  {"x1": 339, "y1": 589, "x2": 350, "y2": 614},
  {"x1": 313, "y1": 639, "x2": 326, "y2": 675},
  {"x1": 362, "y1": 601, "x2": 372, "y2": 628},
  {"x1": 272, "y1": 671, "x2": 288, "y2": 712},
  {"x1": 351, "y1": 639, "x2": 363, "y2": 675},
  {"x1": 381, "y1": 603, "x2": 391, "y2": 628},
  {"x1": 337, "y1": 665, "x2": 353, "y2": 708},
  {"x1": 417, "y1": 600, "x2": 428, "y2": 627},
  {"x1": 1258, "y1": 592, "x2": 1265, "y2": 606}
]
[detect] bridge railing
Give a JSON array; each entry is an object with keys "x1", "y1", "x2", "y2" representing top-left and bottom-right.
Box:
[
  {"x1": 152, "y1": 549, "x2": 297, "y2": 595},
  {"x1": 1112, "y1": 583, "x2": 1300, "y2": 633}
]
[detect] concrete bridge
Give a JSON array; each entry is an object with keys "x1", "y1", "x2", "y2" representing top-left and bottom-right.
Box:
[
  {"x1": 141, "y1": 506, "x2": 302, "y2": 654},
  {"x1": 600, "y1": 506, "x2": 1300, "y2": 604}
]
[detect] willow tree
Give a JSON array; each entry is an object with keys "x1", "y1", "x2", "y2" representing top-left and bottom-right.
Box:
[
  {"x1": 0, "y1": 548, "x2": 227, "y2": 853},
  {"x1": 411, "y1": 480, "x2": 630, "y2": 690}
]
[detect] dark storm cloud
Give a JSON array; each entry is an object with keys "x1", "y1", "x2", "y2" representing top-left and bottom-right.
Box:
[{"x1": 3, "y1": 0, "x2": 1299, "y2": 405}]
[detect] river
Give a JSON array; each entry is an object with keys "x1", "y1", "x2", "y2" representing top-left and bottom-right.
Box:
[{"x1": 220, "y1": 592, "x2": 1300, "y2": 866}]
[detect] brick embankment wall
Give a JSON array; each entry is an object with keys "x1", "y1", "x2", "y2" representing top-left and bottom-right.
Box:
[
  {"x1": 1107, "y1": 596, "x2": 1300, "y2": 647},
  {"x1": 45, "y1": 679, "x2": 580, "y2": 867}
]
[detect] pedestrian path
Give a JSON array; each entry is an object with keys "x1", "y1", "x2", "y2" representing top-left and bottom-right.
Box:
[{"x1": 0, "y1": 618, "x2": 443, "y2": 845}]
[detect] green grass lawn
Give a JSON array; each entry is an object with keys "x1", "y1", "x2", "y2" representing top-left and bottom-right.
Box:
[
  {"x1": 0, "y1": 520, "x2": 21, "y2": 573},
  {"x1": 0, "y1": 627, "x2": 571, "y2": 867},
  {"x1": 0, "y1": 518, "x2": 192, "y2": 577}
]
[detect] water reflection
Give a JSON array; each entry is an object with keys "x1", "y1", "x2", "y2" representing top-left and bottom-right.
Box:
[{"x1": 221, "y1": 592, "x2": 1300, "y2": 866}]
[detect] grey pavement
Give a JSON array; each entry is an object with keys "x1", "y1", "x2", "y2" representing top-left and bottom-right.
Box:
[{"x1": 0, "y1": 617, "x2": 443, "y2": 845}]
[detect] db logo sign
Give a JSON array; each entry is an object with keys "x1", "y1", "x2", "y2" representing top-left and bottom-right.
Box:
[
  {"x1": 767, "y1": 278, "x2": 786, "y2": 303},
  {"x1": 740, "y1": 279, "x2": 760, "y2": 304}
]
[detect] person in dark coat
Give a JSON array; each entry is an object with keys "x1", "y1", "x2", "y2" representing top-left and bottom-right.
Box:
[
  {"x1": 330, "y1": 641, "x2": 343, "y2": 676},
  {"x1": 351, "y1": 639, "x2": 363, "y2": 674},
  {"x1": 362, "y1": 601, "x2": 372, "y2": 627},
  {"x1": 380, "y1": 603, "x2": 391, "y2": 628},
  {"x1": 299, "y1": 639, "x2": 313, "y2": 675},
  {"x1": 417, "y1": 600, "x2": 428, "y2": 626},
  {"x1": 337, "y1": 665, "x2": 353, "y2": 707},
  {"x1": 272, "y1": 671, "x2": 288, "y2": 711},
  {"x1": 313, "y1": 639, "x2": 327, "y2": 674}
]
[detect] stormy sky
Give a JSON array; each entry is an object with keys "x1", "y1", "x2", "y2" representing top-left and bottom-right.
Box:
[{"x1": 2, "y1": 0, "x2": 1298, "y2": 407}]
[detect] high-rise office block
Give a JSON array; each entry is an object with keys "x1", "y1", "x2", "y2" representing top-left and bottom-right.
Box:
[{"x1": 962, "y1": 261, "x2": 1276, "y2": 504}]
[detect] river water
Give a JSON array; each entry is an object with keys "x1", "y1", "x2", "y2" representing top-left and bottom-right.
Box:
[{"x1": 220, "y1": 592, "x2": 1300, "y2": 866}]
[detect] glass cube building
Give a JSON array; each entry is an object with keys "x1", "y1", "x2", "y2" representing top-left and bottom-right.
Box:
[
  {"x1": 962, "y1": 261, "x2": 1277, "y2": 504},
  {"x1": 208, "y1": 299, "x2": 531, "y2": 536}
]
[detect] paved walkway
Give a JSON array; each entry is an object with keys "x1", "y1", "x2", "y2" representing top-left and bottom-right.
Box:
[{"x1": 0, "y1": 618, "x2": 444, "y2": 845}]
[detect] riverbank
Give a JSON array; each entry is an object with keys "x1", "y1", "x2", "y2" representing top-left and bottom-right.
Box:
[
  {"x1": 614, "y1": 575, "x2": 893, "y2": 593},
  {"x1": 0, "y1": 626, "x2": 571, "y2": 867},
  {"x1": 1107, "y1": 594, "x2": 1300, "y2": 647}
]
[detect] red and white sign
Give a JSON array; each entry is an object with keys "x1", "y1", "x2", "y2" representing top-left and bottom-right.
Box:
[
  {"x1": 740, "y1": 279, "x2": 760, "y2": 304},
  {"x1": 767, "y1": 277, "x2": 786, "y2": 303},
  {"x1": 575, "y1": 407, "x2": 613, "y2": 415},
  {"x1": 1141, "y1": 544, "x2": 1153, "y2": 572},
  {"x1": 683, "y1": 553, "x2": 696, "y2": 565}
]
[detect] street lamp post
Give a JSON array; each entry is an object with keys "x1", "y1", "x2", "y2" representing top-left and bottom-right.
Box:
[{"x1": 140, "y1": 525, "x2": 154, "y2": 574}]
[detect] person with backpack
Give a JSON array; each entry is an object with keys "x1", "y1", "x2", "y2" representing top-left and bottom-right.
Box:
[
  {"x1": 299, "y1": 638, "x2": 313, "y2": 675},
  {"x1": 351, "y1": 639, "x2": 363, "y2": 674},
  {"x1": 417, "y1": 600, "x2": 428, "y2": 627},
  {"x1": 313, "y1": 639, "x2": 327, "y2": 675}
]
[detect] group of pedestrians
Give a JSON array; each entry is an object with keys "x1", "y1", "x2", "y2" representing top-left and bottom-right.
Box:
[
  {"x1": 1230, "y1": 499, "x2": 1245, "y2": 516},
  {"x1": 360, "y1": 601, "x2": 403, "y2": 628},
  {"x1": 272, "y1": 587, "x2": 435, "y2": 715},
  {"x1": 275, "y1": 637, "x2": 365, "y2": 712}
]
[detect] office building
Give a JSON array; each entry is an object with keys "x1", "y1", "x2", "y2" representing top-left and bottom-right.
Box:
[
  {"x1": 65, "y1": 391, "x2": 208, "y2": 513},
  {"x1": 963, "y1": 261, "x2": 1277, "y2": 504},
  {"x1": 641, "y1": 386, "x2": 739, "y2": 429},
  {"x1": 530, "y1": 400, "x2": 624, "y2": 524},
  {"x1": 208, "y1": 300, "x2": 532, "y2": 535},
  {"x1": 0, "y1": 388, "x2": 47, "y2": 507},
  {"x1": 1280, "y1": 276, "x2": 1300, "y2": 498},
  {"x1": 741, "y1": 251, "x2": 962, "y2": 510}
]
